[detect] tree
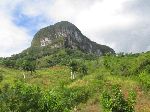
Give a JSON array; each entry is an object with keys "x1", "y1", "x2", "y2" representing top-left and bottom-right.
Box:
[
  {"x1": 69, "y1": 60, "x2": 78, "y2": 79},
  {"x1": 2, "y1": 58, "x2": 15, "y2": 68},
  {"x1": 15, "y1": 59, "x2": 24, "y2": 69},
  {"x1": 69, "y1": 60, "x2": 88, "y2": 79},
  {"x1": 79, "y1": 64, "x2": 88, "y2": 77},
  {"x1": 22, "y1": 60, "x2": 36, "y2": 75}
]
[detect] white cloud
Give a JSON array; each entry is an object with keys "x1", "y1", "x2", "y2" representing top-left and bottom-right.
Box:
[
  {"x1": 48, "y1": 0, "x2": 150, "y2": 53},
  {"x1": 0, "y1": 11, "x2": 31, "y2": 57},
  {"x1": 0, "y1": 0, "x2": 149, "y2": 57},
  {"x1": 45, "y1": 0, "x2": 138, "y2": 50}
]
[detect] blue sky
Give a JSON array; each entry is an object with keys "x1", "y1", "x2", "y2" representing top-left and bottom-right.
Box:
[
  {"x1": 11, "y1": 2, "x2": 54, "y2": 36},
  {"x1": 13, "y1": 12, "x2": 40, "y2": 35},
  {"x1": 0, "y1": 0, "x2": 150, "y2": 57}
]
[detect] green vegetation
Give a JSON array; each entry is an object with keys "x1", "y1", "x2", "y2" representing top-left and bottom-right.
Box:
[
  {"x1": 0, "y1": 81, "x2": 89, "y2": 112},
  {"x1": 0, "y1": 50, "x2": 150, "y2": 112},
  {"x1": 139, "y1": 71, "x2": 150, "y2": 91},
  {"x1": 0, "y1": 73, "x2": 3, "y2": 82},
  {"x1": 101, "y1": 85, "x2": 136, "y2": 112},
  {"x1": 22, "y1": 59, "x2": 36, "y2": 75}
]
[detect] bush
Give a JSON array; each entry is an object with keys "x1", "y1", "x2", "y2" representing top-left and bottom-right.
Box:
[
  {"x1": 0, "y1": 81, "x2": 90, "y2": 112},
  {"x1": 0, "y1": 73, "x2": 3, "y2": 82},
  {"x1": 136, "y1": 59, "x2": 150, "y2": 74},
  {"x1": 101, "y1": 85, "x2": 136, "y2": 112},
  {"x1": 139, "y1": 71, "x2": 150, "y2": 91}
]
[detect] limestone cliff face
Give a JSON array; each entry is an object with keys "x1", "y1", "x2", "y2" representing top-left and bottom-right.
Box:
[{"x1": 31, "y1": 21, "x2": 115, "y2": 55}]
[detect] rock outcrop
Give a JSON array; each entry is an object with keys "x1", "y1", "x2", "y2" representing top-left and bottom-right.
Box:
[{"x1": 31, "y1": 21, "x2": 115, "y2": 55}]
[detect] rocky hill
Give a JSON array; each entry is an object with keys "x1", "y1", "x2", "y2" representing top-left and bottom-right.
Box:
[{"x1": 31, "y1": 21, "x2": 115, "y2": 55}]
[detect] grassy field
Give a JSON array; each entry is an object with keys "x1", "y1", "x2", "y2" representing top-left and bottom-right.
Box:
[
  {"x1": 0, "y1": 53, "x2": 150, "y2": 112},
  {"x1": 0, "y1": 66, "x2": 71, "y2": 89}
]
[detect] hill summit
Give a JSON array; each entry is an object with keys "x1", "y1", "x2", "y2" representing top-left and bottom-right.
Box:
[{"x1": 31, "y1": 21, "x2": 115, "y2": 55}]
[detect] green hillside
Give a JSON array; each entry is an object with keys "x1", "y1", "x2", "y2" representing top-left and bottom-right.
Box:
[
  {"x1": 0, "y1": 21, "x2": 149, "y2": 112},
  {"x1": 0, "y1": 51, "x2": 150, "y2": 112}
]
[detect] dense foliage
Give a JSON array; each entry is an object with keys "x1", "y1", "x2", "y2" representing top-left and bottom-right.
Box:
[
  {"x1": 103, "y1": 52, "x2": 150, "y2": 76},
  {"x1": 0, "y1": 21, "x2": 150, "y2": 111},
  {"x1": 1, "y1": 49, "x2": 97, "y2": 69},
  {"x1": 0, "y1": 81, "x2": 90, "y2": 112},
  {"x1": 103, "y1": 51, "x2": 150, "y2": 92},
  {"x1": 0, "y1": 51, "x2": 150, "y2": 111},
  {"x1": 101, "y1": 85, "x2": 136, "y2": 112}
]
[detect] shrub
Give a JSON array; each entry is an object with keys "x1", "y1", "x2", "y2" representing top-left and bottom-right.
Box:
[
  {"x1": 101, "y1": 85, "x2": 136, "y2": 112},
  {"x1": 139, "y1": 71, "x2": 150, "y2": 91},
  {"x1": 0, "y1": 73, "x2": 3, "y2": 82},
  {"x1": 0, "y1": 81, "x2": 90, "y2": 112}
]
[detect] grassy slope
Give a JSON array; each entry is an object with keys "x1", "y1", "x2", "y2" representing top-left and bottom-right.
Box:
[
  {"x1": 68, "y1": 73, "x2": 149, "y2": 111},
  {"x1": 0, "y1": 54, "x2": 150, "y2": 112},
  {"x1": 0, "y1": 66, "x2": 70, "y2": 89}
]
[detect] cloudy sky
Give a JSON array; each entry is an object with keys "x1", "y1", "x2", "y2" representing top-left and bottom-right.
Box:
[{"x1": 0, "y1": 0, "x2": 150, "y2": 57}]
